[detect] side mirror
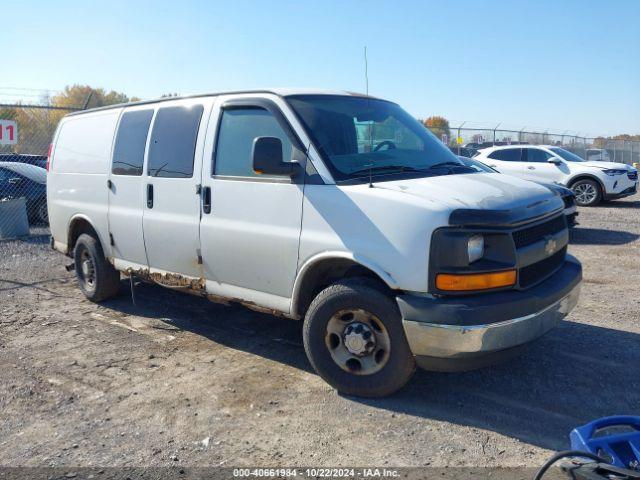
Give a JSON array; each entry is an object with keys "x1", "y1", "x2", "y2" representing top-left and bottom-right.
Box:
[
  {"x1": 548, "y1": 157, "x2": 562, "y2": 165},
  {"x1": 252, "y1": 137, "x2": 300, "y2": 177}
]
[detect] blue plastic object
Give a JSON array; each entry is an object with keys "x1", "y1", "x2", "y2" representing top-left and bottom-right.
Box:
[{"x1": 570, "y1": 416, "x2": 640, "y2": 470}]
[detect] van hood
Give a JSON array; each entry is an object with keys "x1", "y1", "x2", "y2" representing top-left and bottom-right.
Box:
[{"x1": 372, "y1": 172, "x2": 563, "y2": 226}]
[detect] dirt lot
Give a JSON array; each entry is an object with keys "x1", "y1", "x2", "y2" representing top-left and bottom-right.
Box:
[{"x1": 1, "y1": 194, "x2": 639, "y2": 470}]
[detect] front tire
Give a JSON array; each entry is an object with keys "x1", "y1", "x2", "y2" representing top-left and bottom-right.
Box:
[
  {"x1": 73, "y1": 233, "x2": 120, "y2": 302},
  {"x1": 571, "y1": 179, "x2": 602, "y2": 206},
  {"x1": 303, "y1": 278, "x2": 415, "y2": 397}
]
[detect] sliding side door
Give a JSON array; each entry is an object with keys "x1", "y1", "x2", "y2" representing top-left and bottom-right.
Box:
[{"x1": 142, "y1": 100, "x2": 210, "y2": 279}]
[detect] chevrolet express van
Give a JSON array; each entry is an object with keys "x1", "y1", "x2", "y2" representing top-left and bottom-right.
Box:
[{"x1": 47, "y1": 90, "x2": 582, "y2": 397}]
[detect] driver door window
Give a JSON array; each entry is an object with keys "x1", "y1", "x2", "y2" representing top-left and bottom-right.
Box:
[
  {"x1": 214, "y1": 108, "x2": 293, "y2": 178},
  {"x1": 523, "y1": 148, "x2": 553, "y2": 162}
]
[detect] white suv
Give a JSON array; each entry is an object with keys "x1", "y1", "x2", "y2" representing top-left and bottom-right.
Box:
[
  {"x1": 475, "y1": 145, "x2": 638, "y2": 206},
  {"x1": 47, "y1": 90, "x2": 582, "y2": 397}
]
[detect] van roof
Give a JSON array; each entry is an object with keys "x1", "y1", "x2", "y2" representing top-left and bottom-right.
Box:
[{"x1": 65, "y1": 88, "x2": 381, "y2": 117}]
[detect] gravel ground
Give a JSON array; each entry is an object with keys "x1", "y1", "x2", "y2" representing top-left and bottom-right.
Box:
[{"x1": 1, "y1": 193, "x2": 639, "y2": 471}]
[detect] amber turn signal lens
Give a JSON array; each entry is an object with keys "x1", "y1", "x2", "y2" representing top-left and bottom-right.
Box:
[{"x1": 436, "y1": 270, "x2": 517, "y2": 291}]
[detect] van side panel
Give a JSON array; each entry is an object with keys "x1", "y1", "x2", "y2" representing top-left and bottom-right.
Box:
[
  {"x1": 48, "y1": 110, "x2": 122, "y2": 256},
  {"x1": 297, "y1": 184, "x2": 449, "y2": 294}
]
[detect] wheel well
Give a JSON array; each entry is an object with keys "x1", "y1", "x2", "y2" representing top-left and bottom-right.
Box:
[
  {"x1": 568, "y1": 174, "x2": 605, "y2": 193},
  {"x1": 67, "y1": 218, "x2": 99, "y2": 255},
  {"x1": 293, "y1": 258, "x2": 391, "y2": 319}
]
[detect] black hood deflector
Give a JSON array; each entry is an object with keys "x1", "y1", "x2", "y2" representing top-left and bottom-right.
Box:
[{"x1": 449, "y1": 196, "x2": 564, "y2": 228}]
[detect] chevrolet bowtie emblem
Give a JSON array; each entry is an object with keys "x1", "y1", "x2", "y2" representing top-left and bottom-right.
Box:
[{"x1": 544, "y1": 237, "x2": 557, "y2": 256}]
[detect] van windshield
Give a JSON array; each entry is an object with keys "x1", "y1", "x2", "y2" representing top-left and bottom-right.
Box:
[{"x1": 287, "y1": 95, "x2": 467, "y2": 182}]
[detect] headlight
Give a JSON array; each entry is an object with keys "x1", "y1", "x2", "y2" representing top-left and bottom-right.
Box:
[
  {"x1": 602, "y1": 169, "x2": 627, "y2": 176},
  {"x1": 468, "y1": 234, "x2": 484, "y2": 263}
]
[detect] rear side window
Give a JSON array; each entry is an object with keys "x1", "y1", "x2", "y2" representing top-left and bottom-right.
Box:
[
  {"x1": 112, "y1": 110, "x2": 154, "y2": 176},
  {"x1": 488, "y1": 148, "x2": 522, "y2": 161},
  {"x1": 148, "y1": 105, "x2": 204, "y2": 178},
  {"x1": 214, "y1": 108, "x2": 292, "y2": 178},
  {"x1": 523, "y1": 148, "x2": 553, "y2": 163}
]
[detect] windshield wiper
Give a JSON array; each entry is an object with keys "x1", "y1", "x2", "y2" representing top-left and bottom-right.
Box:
[
  {"x1": 429, "y1": 162, "x2": 477, "y2": 174},
  {"x1": 428, "y1": 161, "x2": 465, "y2": 169},
  {"x1": 347, "y1": 165, "x2": 427, "y2": 177}
]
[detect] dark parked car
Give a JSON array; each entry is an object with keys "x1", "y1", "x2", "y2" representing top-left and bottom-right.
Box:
[
  {"x1": 0, "y1": 161, "x2": 48, "y2": 224},
  {"x1": 458, "y1": 156, "x2": 578, "y2": 226},
  {"x1": 0, "y1": 153, "x2": 48, "y2": 169}
]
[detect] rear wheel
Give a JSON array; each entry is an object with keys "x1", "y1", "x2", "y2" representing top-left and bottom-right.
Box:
[
  {"x1": 571, "y1": 179, "x2": 602, "y2": 206},
  {"x1": 73, "y1": 233, "x2": 120, "y2": 302},
  {"x1": 303, "y1": 278, "x2": 415, "y2": 397}
]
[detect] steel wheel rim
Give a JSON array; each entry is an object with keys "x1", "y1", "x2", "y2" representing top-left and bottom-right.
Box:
[
  {"x1": 573, "y1": 183, "x2": 597, "y2": 204},
  {"x1": 325, "y1": 308, "x2": 391, "y2": 375},
  {"x1": 79, "y1": 249, "x2": 96, "y2": 291}
]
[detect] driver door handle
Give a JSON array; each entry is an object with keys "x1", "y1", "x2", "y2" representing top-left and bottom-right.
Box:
[{"x1": 527, "y1": 166, "x2": 536, "y2": 170}]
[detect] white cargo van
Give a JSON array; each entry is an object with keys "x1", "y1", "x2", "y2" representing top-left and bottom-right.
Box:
[{"x1": 48, "y1": 90, "x2": 581, "y2": 397}]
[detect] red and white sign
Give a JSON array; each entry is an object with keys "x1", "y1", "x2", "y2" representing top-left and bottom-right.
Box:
[{"x1": 0, "y1": 120, "x2": 17, "y2": 145}]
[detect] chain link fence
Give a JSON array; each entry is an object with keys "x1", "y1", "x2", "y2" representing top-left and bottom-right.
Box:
[
  {"x1": 0, "y1": 104, "x2": 78, "y2": 242},
  {"x1": 436, "y1": 124, "x2": 640, "y2": 166}
]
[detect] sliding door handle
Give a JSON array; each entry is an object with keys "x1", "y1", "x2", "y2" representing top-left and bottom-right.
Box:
[
  {"x1": 147, "y1": 184, "x2": 154, "y2": 209},
  {"x1": 202, "y1": 186, "x2": 211, "y2": 214}
]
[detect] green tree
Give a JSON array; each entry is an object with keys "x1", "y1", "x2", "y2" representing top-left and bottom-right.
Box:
[
  {"x1": 1, "y1": 85, "x2": 140, "y2": 155},
  {"x1": 51, "y1": 84, "x2": 139, "y2": 110},
  {"x1": 422, "y1": 116, "x2": 451, "y2": 143}
]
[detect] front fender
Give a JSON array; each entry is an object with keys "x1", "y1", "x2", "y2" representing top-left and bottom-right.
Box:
[{"x1": 290, "y1": 251, "x2": 398, "y2": 318}]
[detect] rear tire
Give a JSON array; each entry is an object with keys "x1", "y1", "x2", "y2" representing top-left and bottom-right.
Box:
[
  {"x1": 571, "y1": 179, "x2": 602, "y2": 206},
  {"x1": 303, "y1": 278, "x2": 415, "y2": 397},
  {"x1": 73, "y1": 233, "x2": 120, "y2": 302}
]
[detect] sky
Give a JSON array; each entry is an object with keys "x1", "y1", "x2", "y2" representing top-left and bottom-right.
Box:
[{"x1": 3, "y1": 0, "x2": 639, "y2": 136}]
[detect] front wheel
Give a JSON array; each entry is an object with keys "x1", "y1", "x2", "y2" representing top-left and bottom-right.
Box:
[
  {"x1": 302, "y1": 278, "x2": 415, "y2": 397},
  {"x1": 571, "y1": 179, "x2": 602, "y2": 206}
]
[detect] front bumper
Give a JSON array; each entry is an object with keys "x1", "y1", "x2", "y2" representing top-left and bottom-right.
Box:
[
  {"x1": 398, "y1": 255, "x2": 582, "y2": 371},
  {"x1": 603, "y1": 171, "x2": 637, "y2": 199},
  {"x1": 605, "y1": 183, "x2": 637, "y2": 199}
]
